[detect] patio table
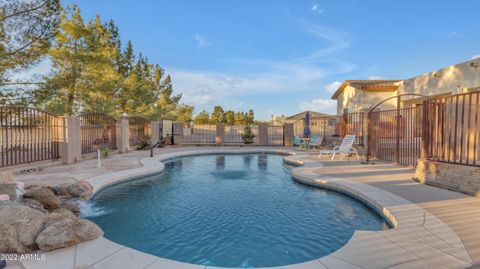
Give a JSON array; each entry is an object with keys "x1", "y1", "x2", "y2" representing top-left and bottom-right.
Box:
[{"x1": 299, "y1": 138, "x2": 310, "y2": 151}]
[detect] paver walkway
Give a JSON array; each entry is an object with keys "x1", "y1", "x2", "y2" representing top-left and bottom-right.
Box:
[{"x1": 304, "y1": 154, "x2": 480, "y2": 266}]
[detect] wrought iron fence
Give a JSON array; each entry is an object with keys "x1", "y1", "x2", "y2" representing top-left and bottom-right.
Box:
[
  {"x1": 80, "y1": 113, "x2": 117, "y2": 154},
  {"x1": 342, "y1": 112, "x2": 365, "y2": 145},
  {"x1": 368, "y1": 106, "x2": 423, "y2": 166},
  {"x1": 0, "y1": 106, "x2": 61, "y2": 167},
  {"x1": 424, "y1": 92, "x2": 480, "y2": 166},
  {"x1": 182, "y1": 124, "x2": 216, "y2": 144},
  {"x1": 128, "y1": 116, "x2": 150, "y2": 147},
  {"x1": 267, "y1": 125, "x2": 284, "y2": 146},
  {"x1": 224, "y1": 125, "x2": 259, "y2": 145}
]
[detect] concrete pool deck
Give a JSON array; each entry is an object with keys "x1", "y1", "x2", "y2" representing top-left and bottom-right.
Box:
[{"x1": 6, "y1": 147, "x2": 480, "y2": 269}]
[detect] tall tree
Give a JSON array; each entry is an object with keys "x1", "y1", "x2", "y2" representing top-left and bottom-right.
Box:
[
  {"x1": 209, "y1": 105, "x2": 225, "y2": 124},
  {"x1": 224, "y1": 110, "x2": 235, "y2": 125},
  {"x1": 0, "y1": 0, "x2": 60, "y2": 102},
  {"x1": 194, "y1": 110, "x2": 209, "y2": 124}
]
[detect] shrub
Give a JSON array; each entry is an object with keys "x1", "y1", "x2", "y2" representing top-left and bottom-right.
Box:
[
  {"x1": 137, "y1": 135, "x2": 152, "y2": 150},
  {"x1": 242, "y1": 126, "x2": 256, "y2": 144}
]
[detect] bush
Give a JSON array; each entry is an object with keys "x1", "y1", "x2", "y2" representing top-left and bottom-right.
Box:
[
  {"x1": 137, "y1": 135, "x2": 152, "y2": 150},
  {"x1": 242, "y1": 126, "x2": 256, "y2": 144},
  {"x1": 101, "y1": 147, "x2": 110, "y2": 158}
]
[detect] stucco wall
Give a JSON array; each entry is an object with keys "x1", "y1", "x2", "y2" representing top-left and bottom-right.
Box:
[
  {"x1": 400, "y1": 58, "x2": 480, "y2": 98},
  {"x1": 336, "y1": 85, "x2": 396, "y2": 114}
]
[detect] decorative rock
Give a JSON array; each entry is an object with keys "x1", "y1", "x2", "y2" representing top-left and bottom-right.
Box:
[
  {"x1": 67, "y1": 181, "x2": 93, "y2": 199},
  {"x1": 36, "y1": 209, "x2": 103, "y2": 252},
  {"x1": 0, "y1": 201, "x2": 47, "y2": 253},
  {"x1": 50, "y1": 184, "x2": 73, "y2": 199},
  {"x1": 23, "y1": 187, "x2": 61, "y2": 210},
  {"x1": 0, "y1": 171, "x2": 15, "y2": 184},
  {"x1": 0, "y1": 183, "x2": 17, "y2": 200},
  {"x1": 0, "y1": 194, "x2": 10, "y2": 201},
  {"x1": 61, "y1": 201, "x2": 81, "y2": 217},
  {"x1": 21, "y1": 198, "x2": 48, "y2": 213}
]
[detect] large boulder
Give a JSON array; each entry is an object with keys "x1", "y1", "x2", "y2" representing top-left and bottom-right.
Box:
[
  {"x1": 51, "y1": 181, "x2": 93, "y2": 199},
  {"x1": 23, "y1": 187, "x2": 61, "y2": 210},
  {"x1": 0, "y1": 171, "x2": 15, "y2": 184},
  {"x1": 0, "y1": 201, "x2": 47, "y2": 253},
  {"x1": 21, "y1": 198, "x2": 48, "y2": 213},
  {"x1": 61, "y1": 201, "x2": 81, "y2": 216},
  {"x1": 67, "y1": 181, "x2": 93, "y2": 199},
  {"x1": 35, "y1": 209, "x2": 103, "y2": 251},
  {"x1": 0, "y1": 183, "x2": 17, "y2": 200}
]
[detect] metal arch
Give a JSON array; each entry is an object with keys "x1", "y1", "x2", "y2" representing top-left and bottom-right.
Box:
[{"x1": 365, "y1": 94, "x2": 429, "y2": 164}]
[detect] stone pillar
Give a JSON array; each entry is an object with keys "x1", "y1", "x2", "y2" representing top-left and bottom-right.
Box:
[
  {"x1": 216, "y1": 123, "x2": 225, "y2": 146},
  {"x1": 284, "y1": 123, "x2": 294, "y2": 147},
  {"x1": 116, "y1": 119, "x2": 129, "y2": 153},
  {"x1": 173, "y1": 122, "x2": 184, "y2": 145},
  {"x1": 150, "y1": 121, "x2": 160, "y2": 145},
  {"x1": 59, "y1": 117, "x2": 81, "y2": 164},
  {"x1": 257, "y1": 123, "x2": 268, "y2": 146}
]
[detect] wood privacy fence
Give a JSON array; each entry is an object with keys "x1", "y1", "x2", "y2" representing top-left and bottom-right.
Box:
[
  {"x1": 423, "y1": 92, "x2": 480, "y2": 166},
  {"x1": 0, "y1": 106, "x2": 61, "y2": 167},
  {"x1": 128, "y1": 116, "x2": 150, "y2": 147},
  {"x1": 80, "y1": 112, "x2": 117, "y2": 154}
]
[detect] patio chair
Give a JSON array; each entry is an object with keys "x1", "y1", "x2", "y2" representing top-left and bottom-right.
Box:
[
  {"x1": 293, "y1": 135, "x2": 302, "y2": 147},
  {"x1": 307, "y1": 135, "x2": 323, "y2": 150},
  {"x1": 318, "y1": 135, "x2": 359, "y2": 160}
]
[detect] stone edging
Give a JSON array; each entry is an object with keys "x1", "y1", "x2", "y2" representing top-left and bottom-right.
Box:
[{"x1": 21, "y1": 148, "x2": 475, "y2": 269}]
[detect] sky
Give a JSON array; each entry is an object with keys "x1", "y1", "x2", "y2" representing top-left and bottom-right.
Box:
[{"x1": 58, "y1": 0, "x2": 480, "y2": 120}]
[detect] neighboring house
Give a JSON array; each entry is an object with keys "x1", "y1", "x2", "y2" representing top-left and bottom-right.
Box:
[
  {"x1": 331, "y1": 57, "x2": 480, "y2": 114},
  {"x1": 271, "y1": 111, "x2": 337, "y2": 138}
]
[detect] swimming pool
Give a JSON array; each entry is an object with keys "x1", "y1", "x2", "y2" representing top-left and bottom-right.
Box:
[{"x1": 84, "y1": 153, "x2": 389, "y2": 268}]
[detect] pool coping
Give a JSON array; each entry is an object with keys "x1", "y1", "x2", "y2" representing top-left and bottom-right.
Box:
[{"x1": 20, "y1": 148, "x2": 475, "y2": 269}]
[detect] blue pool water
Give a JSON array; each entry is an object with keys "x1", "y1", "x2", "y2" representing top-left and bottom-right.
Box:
[{"x1": 84, "y1": 154, "x2": 389, "y2": 268}]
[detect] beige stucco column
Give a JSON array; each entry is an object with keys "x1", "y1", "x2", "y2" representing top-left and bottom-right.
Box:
[
  {"x1": 216, "y1": 123, "x2": 225, "y2": 146},
  {"x1": 283, "y1": 123, "x2": 294, "y2": 147},
  {"x1": 257, "y1": 123, "x2": 268, "y2": 146},
  {"x1": 116, "y1": 119, "x2": 129, "y2": 153},
  {"x1": 59, "y1": 116, "x2": 81, "y2": 164},
  {"x1": 150, "y1": 121, "x2": 160, "y2": 144}
]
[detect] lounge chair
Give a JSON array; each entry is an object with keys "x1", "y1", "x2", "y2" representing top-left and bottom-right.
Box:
[
  {"x1": 307, "y1": 135, "x2": 323, "y2": 150},
  {"x1": 318, "y1": 135, "x2": 359, "y2": 160}
]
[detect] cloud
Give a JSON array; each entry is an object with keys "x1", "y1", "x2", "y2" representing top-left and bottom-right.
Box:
[
  {"x1": 300, "y1": 23, "x2": 351, "y2": 60},
  {"x1": 472, "y1": 55, "x2": 480, "y2": 60},
  {"x1": 310, "y1": 4, "x2": 325, "y2": 14},
  {"x1": 171, "y1": 22, "x2": 354, "y2": 118},
  {"x1": 194, "y1": 34, "x2": 211, "y2": 48},
  {"x1": 299, "y1": 98, "x2": 336, "y2": 114},
  {"x1": 448, "y1": 32, "x2": 464, "y2": 38},
  {"x1": 324, "y1": 81, "x2": 342, "y2": 94}
]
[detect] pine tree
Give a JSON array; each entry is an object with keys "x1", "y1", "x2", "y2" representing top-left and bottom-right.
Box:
[{"x1": 194, "y1": 110, "x2": 209, "y2": 124}]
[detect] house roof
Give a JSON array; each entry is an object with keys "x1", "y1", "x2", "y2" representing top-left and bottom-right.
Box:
[
  {"x1": 331, "y1": 80, "x2": 402, "y2": 99},
  {"x1": 285, "y1": 111, "x2": 335, "y2": 120}
]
